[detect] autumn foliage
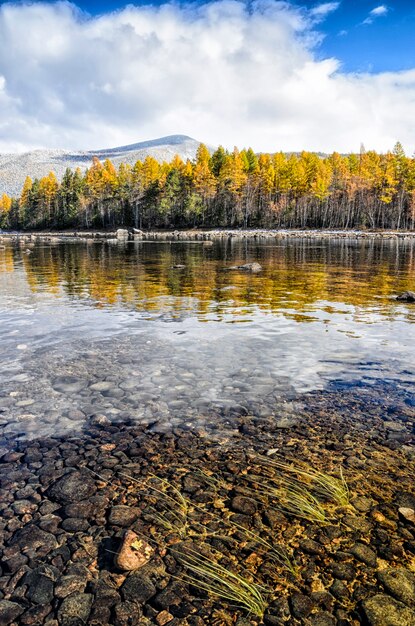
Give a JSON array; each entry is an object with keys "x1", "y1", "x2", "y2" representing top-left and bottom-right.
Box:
[{"x1": 2, "y1": 142, "x2": 415, "y2": 230}]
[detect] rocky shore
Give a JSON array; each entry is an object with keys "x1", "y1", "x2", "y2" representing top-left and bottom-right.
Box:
[
  {"x1": 1, "y1": 228, "x2": 415, "y2": 246},
  {"x1": 0, "y1": 384, "x2": 414, "y2": 626}
]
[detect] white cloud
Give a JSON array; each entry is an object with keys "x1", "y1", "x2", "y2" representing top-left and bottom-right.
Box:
[
  {"x1": 0, "y1": 0, "x2": 413, "y2": 155},
  {"x1": 362, "y1": 4, "x2": 389, "y2": 24},
  {"x1": 370, "y1": 5, "x2": 389, "y2": 17},
  {"x1": 309, "y1": 2, "x2": 341, "y2": 19}
]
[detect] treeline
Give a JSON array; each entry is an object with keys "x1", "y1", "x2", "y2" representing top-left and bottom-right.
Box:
[{"x1": 1, "y1": 142, "x2": 415, "y2": 231}]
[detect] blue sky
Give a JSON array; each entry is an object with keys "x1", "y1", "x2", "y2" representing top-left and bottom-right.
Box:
[
  {"x1": 0, "y1": 0, "x2": 415, "y2": 153},
  {"x1": 310, "y1": 1, "x2": 415, "y2": 72}
]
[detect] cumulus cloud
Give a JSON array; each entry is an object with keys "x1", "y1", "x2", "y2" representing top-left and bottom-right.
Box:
[{"x1": 0, "y1": 0, "x2": 413, "y2": 154}]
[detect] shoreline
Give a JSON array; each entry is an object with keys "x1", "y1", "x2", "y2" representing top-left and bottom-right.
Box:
[{"x1": 2, "y1": 228, "x2": 415, "y2": 245}]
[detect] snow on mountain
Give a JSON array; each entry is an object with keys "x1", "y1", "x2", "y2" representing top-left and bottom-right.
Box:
[{"x1": 0, "y1": 135, "x2": 204, "y2": 197}]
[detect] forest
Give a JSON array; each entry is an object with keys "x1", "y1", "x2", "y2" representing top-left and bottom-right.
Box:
[{"x1": 1, "y1": 142, "x2": 415, "y2": 231}]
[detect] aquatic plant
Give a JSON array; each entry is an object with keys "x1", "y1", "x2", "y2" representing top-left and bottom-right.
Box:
[
  {"x1": 172, "y1": 546, "x2": 269, "y2": 618},
  {"x1": 243, "y1": 472, "x2": 327, "y2": 524},
  {"x1": 258, "y1": 455, "x2": 350, "y2": 506}
]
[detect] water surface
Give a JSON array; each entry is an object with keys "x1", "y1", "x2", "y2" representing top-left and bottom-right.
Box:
[{"x1": 1, "y1": 237, "x2": 414, "y2": 443}]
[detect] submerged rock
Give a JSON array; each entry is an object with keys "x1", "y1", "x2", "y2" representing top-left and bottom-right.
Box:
[
  {"x1": 47, "y1": 470, "x2": 97, "y2": 504},
  {"x1": 57, "y1": 593, "x2": 93, "y2": 625},
  {"x1": 0, "y1": 600, "x2": 24, "y2": 625},
  {"x1": 398, "y1": 507, "x2": 415, "y2": 524},
  {"x1": 115, "y1": 530, "x2": 154, "y2": 571},
  {"x1": 362, "y1": 593, "x2": 415, "y2": 625},
  {"x1": 377, "y1": 568, "x2": 415, "y2": 607},
  {"x1": 396, "y1": 291, "x2": 415, "y2": 302},
  {"x1": 227, "y1": 262, "x2": 262, "y2": 272}
]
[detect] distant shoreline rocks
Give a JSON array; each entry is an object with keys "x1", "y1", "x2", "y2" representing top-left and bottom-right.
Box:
[{"x1": 2, "y1": 228, "x2": 415, "y2": 245}]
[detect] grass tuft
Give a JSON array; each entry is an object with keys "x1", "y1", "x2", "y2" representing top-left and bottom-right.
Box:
[
  {"x1": 172, "y1": 547, "x2": 269, "y2": 618},
  {"x1": 259, "y1": 455, "x2": 350, "y2": 507}
]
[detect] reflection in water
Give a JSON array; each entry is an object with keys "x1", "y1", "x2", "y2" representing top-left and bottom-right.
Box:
[
  {"x1": 1, "y1": 238, "x2": 415, "y2": 317},
  {"x1": 0, "y1": 237, "x2": 414, "y2": 443}
]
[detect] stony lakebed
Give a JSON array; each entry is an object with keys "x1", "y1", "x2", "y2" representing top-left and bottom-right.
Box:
[{"x1": 0, "y1": 235, "x2": 414, "y2": 625}]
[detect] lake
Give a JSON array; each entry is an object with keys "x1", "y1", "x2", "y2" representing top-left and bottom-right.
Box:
[{"x1": 1, "y1": 236, "x2": 415, "y2": 446}]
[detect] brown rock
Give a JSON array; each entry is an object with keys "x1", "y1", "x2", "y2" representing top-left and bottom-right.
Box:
[
  {"x1": 115, "y1": 530, "x2": 154, "y2": 571},
  {"x1": 156, "y1": 610, "x2": 174, "y2": 625},
  {"x1": 398, "y1": 507, "x2": 415, "y2": 524}
]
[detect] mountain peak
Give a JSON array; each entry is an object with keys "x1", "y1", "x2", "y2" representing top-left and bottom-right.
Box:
[
  {"x1": 0, "y1": 135, "x2": 205, "y2": 197},
  {"x1": 94, "y1": 134, "x2": 198, "y2": 155}
]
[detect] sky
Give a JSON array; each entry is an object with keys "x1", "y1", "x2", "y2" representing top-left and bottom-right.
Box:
[{"x1": 0, "y1": 0, "x2": 415, "y2": 154}]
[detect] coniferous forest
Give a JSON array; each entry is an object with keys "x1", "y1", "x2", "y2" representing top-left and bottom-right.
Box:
[{"x1": 1, "y1": 142, "x2": 415, "y2": 231}]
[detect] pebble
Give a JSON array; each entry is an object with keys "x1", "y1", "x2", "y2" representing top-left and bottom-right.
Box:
[
  {"x1": 0, "y1": 600, "x2": 24, "y2": 625},
  {"x1": 350, "y1": 543, "x2": 378, "y2": 567},
  {"x1": 47, "y1": 470, "x2": 97, "y2": 504},
  {"x1": 115, "y1": 530, "x2": 154, "y2": 571},
  {"x1": 108, "y1": 505, "x2": 140, "y2": 527},
  {"x1": 398, "y1": 507, "x2": 415, "y2": 524},
  {"x1": 55, "y1": 575, "x2": 87, "y2": 599},
  {"x1": 90, "y1": 381, "x2": 115, "y2": 391},
  {"x1": 121, "y1": 572, "x2": 157, "y2": 603},
  {"x1": 57, "y1": 592, "x2": 93, "y2": 624},
  {"x1": 156, "y1": 610, "x2": 174, "y2": 625},
  {"x1": 290, "y1": 592, "x2": 314, "y2": 618},
  {"x1": 377, "y1": 568, "x2": 415, "y2": 607},
  {"x1": 362, "y1": 593, "x2": 415, "y2": 626}
]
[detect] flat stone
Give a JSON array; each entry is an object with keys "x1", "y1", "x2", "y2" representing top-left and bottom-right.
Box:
[
  {"x1": 121, "y1": 573, "x2": 156, "y2": 603},
  {"x1": 55, "y1": 575, "x2": 87, "y2": 599},
  {"x1": 89, "y1": 381, "x2": 115, "y2": 391},
  {"x1": 57, "y1": 593, "x2": 93, "y2": 625},
  {"x1": 0, "y1": 600, "x2": 24, "y2": 625},
  {"x1": 10, "y1": 524, "x2": 57, "y2": 557},
  {"x1": 47, "y1": 470, "x2": 96, "y2": 504},
  {"x1": 362, "y1": 594, "x2": 415, "y2": 626},
  {"x1": 156, "y1": 611, "x2": 174, "y2": 626},
  {"x1": 231, "y1": 496, "x2": 257, "y2": 516},
  {"x1": 108, "y1": 505, "x2": 140, "y2": 527},
  {"x1": 350, "y1": 543, "x2": 378, "y2": 567},
  {"x1": 25, "y1": 572, "x2": 54, "y2": 605},
  {"x1": 398, "y1": 507, "x2": 415, "y2": 524},
  {"x1": 377, "y1": 569, "x2": 415, "y2": 607},
  {"x1": 115, "y1": 530, "x2": 154, "y2": 571},
  {"x1": 290, "y1": 592, "x2": 314, "y2": 619},
  {"x1": 52, "y1": 376, "x2": 87, "y2": 394}
]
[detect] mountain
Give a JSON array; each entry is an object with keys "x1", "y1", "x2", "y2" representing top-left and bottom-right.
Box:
[{"x1": 0, "y1": 135, "x2": 204, "y2": 197}]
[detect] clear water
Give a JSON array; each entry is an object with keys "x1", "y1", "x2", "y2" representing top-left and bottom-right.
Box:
[{"x1": 1, "y1": 237, "x2": 414, "y2": 443}]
